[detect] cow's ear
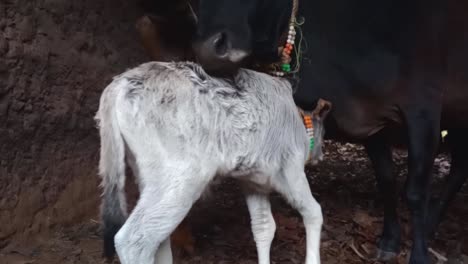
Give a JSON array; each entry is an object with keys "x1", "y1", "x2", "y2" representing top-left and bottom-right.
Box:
[
  {"x1": 135, "y1": 16, "x2": 163, "y2": 60},
  {"x1": 312, "y1": 99, "x2": 332, "y2": 120}
]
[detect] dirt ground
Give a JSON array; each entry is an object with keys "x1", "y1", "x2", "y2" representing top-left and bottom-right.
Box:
[{"x1": 2, "y1": 141, "x2": 467, "y2": 264}]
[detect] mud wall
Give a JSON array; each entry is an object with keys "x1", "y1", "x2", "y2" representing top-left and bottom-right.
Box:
[{"x1": 0, "y1": 0, "x2": 147, "y2": 247}]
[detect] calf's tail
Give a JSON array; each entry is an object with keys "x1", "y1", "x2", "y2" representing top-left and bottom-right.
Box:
[{"x1": 95, "y1": 82, "x2": 128, "y2": 261}]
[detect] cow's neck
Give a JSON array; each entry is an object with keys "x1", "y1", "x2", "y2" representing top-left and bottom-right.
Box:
[{"x1": 253, "y1": 0, "x2": 302, "y2": 79}]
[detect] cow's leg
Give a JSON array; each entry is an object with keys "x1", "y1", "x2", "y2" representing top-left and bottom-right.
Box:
[
  {"x1": 274, "y1": 159, "x2": 322, "y2": 264},
  {"x1": 365, "y1": 136, "x2": 400, "y2": 260},
  {"x1": 404, "y1": 107, "x2": 440, "y2": 264},
  {"x1": 427, "y1": 131, "x2": 468, "y2": 237},
  {"x1": 244, "y1": 193, "x2": 276, "y2": 264},
  {"x1": 114, "y1": 166, "x2": 212, "y2": 264}
]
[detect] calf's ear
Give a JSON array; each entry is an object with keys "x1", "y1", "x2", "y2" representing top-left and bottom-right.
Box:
[{"x1": 312, "y1": 99, "x2": 332, "y2": 120}]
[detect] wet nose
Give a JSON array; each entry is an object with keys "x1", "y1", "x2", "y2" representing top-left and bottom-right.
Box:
[{"x1": 193, "y1": 31, "x2": 249, "y2": 74}]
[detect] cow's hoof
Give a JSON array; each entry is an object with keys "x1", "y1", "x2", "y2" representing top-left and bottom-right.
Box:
[
  {"x1": 408, "y1": 248, "x2": 430, "y2": 264},
  {"x1": 377, "y1": 234, "x2": 400, "y2": 262},
  {"x1": 376, "y1": 249, "x2": 398, "y2": 262},
  {"x1": 408, "y1": 255, "x2": 430, "y2": 264}
]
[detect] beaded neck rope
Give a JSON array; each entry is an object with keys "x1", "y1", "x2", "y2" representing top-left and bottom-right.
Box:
[
  {"x1": 270, "y1": 0, "x2": 301, "y2": 77},
  {"x1": 298, "y1": 108, "x2": 316, "y2": 164}
]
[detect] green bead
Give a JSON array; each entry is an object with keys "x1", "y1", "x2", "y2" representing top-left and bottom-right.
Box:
[
  {"x1": 309, "y1": 138, "x2": 315, "y2": 150},
  {"x1": 281, "y1": 63, "x2": 291, "y2": 72}
]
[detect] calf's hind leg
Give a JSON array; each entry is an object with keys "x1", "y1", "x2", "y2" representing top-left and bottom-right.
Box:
[
  {"x1": 114, "y1": 166, "x2": 212, "y2": 264},
  {"x1": 274, "y1": 160, "x2": 323, "y2": 264}
]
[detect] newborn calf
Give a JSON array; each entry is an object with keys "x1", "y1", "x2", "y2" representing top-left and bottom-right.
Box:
[{"x1": 96, "y1": 61, "x2": 331, "y2": 264}]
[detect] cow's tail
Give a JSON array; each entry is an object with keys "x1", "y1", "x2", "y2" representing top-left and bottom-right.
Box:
[{"x1": 95, "y1": 80, "x2": 128, "y2": 261}]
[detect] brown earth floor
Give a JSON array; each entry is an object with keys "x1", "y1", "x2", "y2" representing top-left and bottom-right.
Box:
[{"x1": 2, "y1": 141, "x2": 467, "y2": 264}]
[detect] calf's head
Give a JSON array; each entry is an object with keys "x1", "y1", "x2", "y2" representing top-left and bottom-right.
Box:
[{"x1": 192, "y1": 0, "x2": 294, "y2": 75}]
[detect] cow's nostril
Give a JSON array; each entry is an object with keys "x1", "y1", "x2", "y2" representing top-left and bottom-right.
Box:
[
  {"x1": 193, "y1": 31, "x2": 249, "y2": 74},
  {"x1": 213, "y1": 32, "x2": 229, "y2": 56}
]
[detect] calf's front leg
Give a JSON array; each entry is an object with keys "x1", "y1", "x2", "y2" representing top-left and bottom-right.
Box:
[
  {"x1": 154, "y1": 238, "x2": 172, "y2": 264},
  {"x1": 245, "y1": 193, "x2": 276, "y2": 264},
  {"x1": 275, "y1": 159, "x2": 323, "y2": 264}
]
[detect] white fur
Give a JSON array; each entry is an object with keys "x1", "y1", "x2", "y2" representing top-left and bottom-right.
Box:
[{"x1": 96, "y1": 61, "x2": 323, "y2": 264}]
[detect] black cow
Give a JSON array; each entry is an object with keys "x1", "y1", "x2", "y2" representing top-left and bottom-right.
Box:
[{"x1": 189, "y1": 0, "x2": 468, "y2": 263}]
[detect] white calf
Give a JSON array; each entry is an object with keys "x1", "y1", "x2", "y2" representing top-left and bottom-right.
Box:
[{"x1": 95, "y1": 61, "x2": 331, "y2": 264}]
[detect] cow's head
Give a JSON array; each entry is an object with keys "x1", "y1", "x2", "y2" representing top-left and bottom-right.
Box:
[{"x1": 192, "y1": 0, "x2": 293, "y2": 75}]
